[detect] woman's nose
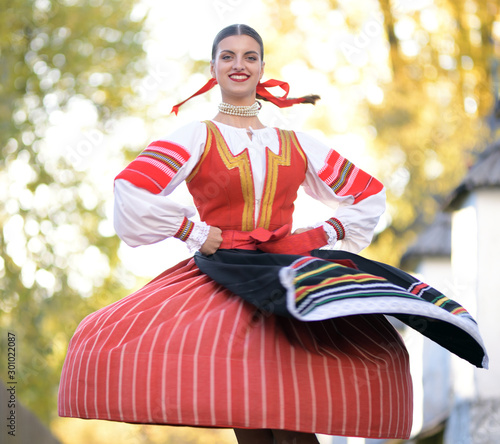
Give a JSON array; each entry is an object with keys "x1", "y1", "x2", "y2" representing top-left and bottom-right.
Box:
[{"x1": 232, "y1": 56, "x2": 244, "y2": 70}]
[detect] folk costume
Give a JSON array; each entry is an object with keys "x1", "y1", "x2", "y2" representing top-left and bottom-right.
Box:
[{"x1": 58, "y1": 82, "x2": 488, "y2": 440}]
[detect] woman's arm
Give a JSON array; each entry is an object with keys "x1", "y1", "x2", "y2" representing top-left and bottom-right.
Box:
[
  {"x1": 114, "y1": 180, "x2": 211, "y2": 251},
  {"x1": 113, "y1": 121, "x2": 216, "y2": 252},
  {"x1": 296, "y1": 132, "x2": 386, "y2": 253}
]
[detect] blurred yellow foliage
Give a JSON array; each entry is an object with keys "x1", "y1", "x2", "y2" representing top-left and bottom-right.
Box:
[
  {"x1": 52, "y1": 417, "x2": 235, "y2": 444},
  {"x1": 262, "y1": 0, "x2": 500, "y2": 264}
]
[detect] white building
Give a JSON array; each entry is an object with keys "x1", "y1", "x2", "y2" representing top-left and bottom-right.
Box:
[
  {"x1": 441, "y1": 141, "x2": 500, "y2": 444},
  {"x1": 398, "y1": 212, "x2": 454, "y2": 443}
]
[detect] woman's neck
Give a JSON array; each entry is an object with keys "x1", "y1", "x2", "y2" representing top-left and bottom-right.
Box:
[{"x1": 212, "y1": 112, "x2": 266, "y2": 129}]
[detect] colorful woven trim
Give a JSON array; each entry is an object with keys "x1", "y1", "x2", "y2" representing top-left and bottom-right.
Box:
[
  {"x1": 432, "y1": 295, "x2": 466, "y2": 314},
  {"x1": 288, "y1": 256, "x2": 474, "y2": 321},
  {"x1": 318, "y1": 149, "x2": 383, "y2": 203},
  {"x1": 400, "y1": 279, "x2": 473, "y2": 319},
  {"x1": 325, "y1": 217, "x2": 345, "y2": 240},
  {"x1": 290, "y1": 257, "x2": 413, "y2": 315},
  {"x1": 115, "y1": 141, "x2": 190, "y2": 194},
  {"x1": 174, "y1": 217, "x2": 194, "y2": 242}
]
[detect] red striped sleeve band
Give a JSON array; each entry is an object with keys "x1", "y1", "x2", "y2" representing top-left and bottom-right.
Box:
[
  {"x1": 115, "y1": 141, "x2": 191, "y2": 194},
  {"x1": 174, "y1": 217, "x2": 194, "y2": 242},
  {"x1": 318, "y1": 149, "x2": 383, "y2": 204},
  {"x1": 325, "y1": 218, "x2": 345, "y2": 241}
]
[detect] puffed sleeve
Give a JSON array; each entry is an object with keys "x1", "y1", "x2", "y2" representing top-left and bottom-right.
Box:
[
  {"x1": 295, "y1": 131, "x2": 386, "y2": 253},
  {"x1": 113, "y1": 121, "x2": 210, "y2": 251}
]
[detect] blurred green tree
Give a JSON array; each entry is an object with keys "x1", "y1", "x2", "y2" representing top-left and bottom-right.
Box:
[{"x1": 0, "y1": 0, "x2": 146, "y2": 424}]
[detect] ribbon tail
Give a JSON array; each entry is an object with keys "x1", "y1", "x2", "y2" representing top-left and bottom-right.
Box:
[
  {"x1": 171, "y1": 78, "x2": 218, "y2": 115},
  {"x1": 257, "y1": 79, "x2": 310, "y2": 108}
]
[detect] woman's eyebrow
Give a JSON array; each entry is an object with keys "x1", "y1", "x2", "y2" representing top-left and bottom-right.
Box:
[{"x1": 219, "y1": 49, "x2": 260, "y2": 56}]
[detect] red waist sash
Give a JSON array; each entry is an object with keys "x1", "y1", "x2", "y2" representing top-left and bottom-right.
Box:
[{"x1": 220, "y1": 225, "x2": 328, "y2": 255}]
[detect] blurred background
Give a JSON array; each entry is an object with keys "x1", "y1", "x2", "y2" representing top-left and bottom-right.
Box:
[{"x1": 1, "y1": 0, "x2": 500, "y2": 443}]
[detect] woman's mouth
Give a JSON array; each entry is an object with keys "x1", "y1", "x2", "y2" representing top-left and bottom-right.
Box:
[{"x1": 229, "y1": 74, "x2": 250, "y2": 82}]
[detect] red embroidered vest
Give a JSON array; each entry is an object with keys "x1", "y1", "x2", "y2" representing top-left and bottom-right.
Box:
[{"x1": 186, "y1": 121, "x2": 308, "y2": 232}]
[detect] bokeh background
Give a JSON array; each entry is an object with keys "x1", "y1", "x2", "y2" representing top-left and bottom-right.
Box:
[{"x1": 1, "y1": 0, "x2": 500, "y2": 442}]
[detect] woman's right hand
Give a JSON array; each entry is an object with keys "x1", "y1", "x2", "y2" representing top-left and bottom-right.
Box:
[{"x1": 199, "y1": 226, "x2": 223, "y2": 255}]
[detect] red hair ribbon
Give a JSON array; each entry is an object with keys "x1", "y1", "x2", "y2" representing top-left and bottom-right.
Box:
[
  {"x1": 170, "y1": 78, "x2": 310, "y2": 115},
  {"x1": 256, "y1": 79, "x2": 310, "y2": 108},
  {"x1": 170, "y1": 78, "x2": 218, "y2": 115}
]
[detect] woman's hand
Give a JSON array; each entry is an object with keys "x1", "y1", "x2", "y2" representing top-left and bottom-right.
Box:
[{"x1": 199, "y1": 226, "x2": 223, "y2": 255}]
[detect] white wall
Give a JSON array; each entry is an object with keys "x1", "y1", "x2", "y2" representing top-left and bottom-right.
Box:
[
  {"x1": 449, "y1": 189, "x2": 499, "y2": 398},
  {"x1": 474, "y1": 189, "x2": 500, "y2": 398}
]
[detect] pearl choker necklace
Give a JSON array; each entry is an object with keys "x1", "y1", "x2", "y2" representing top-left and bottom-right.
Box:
[{"x1": 218, "y1": 101, "x2": 262, "y2": 116}]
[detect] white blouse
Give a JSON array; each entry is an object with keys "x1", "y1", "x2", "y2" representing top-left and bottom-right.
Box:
[{"x1": 114, "y1": 120, "x2": 386, "y2": 253}]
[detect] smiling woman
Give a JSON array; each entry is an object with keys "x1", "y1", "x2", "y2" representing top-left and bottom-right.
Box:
[
  {"x1": 210, "y1": 34, "x2": 265, "y2": 107},
  {"x1": 58, "y1": 23, "x2": 487, "y2": 444}
]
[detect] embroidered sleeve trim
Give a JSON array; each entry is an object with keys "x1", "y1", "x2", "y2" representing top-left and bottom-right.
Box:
[
  {"x1": 318, "y1": 149, "x2": 383, "y2": 203},
  {"x1": 174, "y1": 217, "x2": 194, "y2": 242},
  {"x1": 325, "y1": 217, "x2": 345, "y2": 241},
  {"x1": 115, "y1": 140, "x2": 191, "y2": 194}
]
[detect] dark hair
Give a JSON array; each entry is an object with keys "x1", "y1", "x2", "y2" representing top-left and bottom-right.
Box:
[
  {"x1": 211, "y1": 24, "x2": 264, "y2": 62},
  {"x1": 211, "y1": 24, "x2": 320, "y2": 106}
]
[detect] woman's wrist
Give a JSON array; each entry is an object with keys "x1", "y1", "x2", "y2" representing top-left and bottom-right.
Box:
[
  {"x1": 310, "y1": 218, "x2": 345, "y2": 247},
  {"x1": 183, "y1": 220, "x2": 210, "y2": 252},
  {"x1": 324, "y1": 218, "x2": 345, "y2": 244}
]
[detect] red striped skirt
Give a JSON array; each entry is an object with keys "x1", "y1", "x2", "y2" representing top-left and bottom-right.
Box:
[{"x1": 58, "y1": 258, "x2": 413, "y2": 439}]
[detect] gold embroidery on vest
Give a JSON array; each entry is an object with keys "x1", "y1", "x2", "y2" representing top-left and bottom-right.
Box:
[
  {"x1": 204, "y1": 121, "x2": 255, "y2": 231},
  {"x1": 257, "y1": 129, "x2": 293, "y2": 229}
]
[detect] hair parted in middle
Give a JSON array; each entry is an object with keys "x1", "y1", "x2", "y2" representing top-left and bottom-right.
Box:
[{"x1": 211, "y1": 24, "x2": 264, "y2": 62}]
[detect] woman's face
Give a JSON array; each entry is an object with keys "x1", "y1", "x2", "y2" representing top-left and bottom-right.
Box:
[{"x1": 210, "y1": 34, "x2": 265, "y2": 105}]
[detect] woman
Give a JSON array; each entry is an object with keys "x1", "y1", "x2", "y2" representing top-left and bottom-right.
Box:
[{"x1": 58, "y1": 24, "x2": 487, "y2": 444}]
